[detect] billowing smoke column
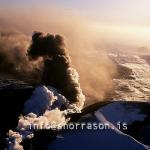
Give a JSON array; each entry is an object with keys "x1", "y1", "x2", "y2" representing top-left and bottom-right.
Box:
[
  {"x1": 0, "y1": 29, "x2": 85, "y2": 107},
  {"x1": 28, "y1": 32, "x2": 85, "y2": 108}
]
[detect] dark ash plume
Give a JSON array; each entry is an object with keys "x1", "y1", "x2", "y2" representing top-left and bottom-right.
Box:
[{"x1": 28, "y1": 32, "x2": 85, "y2": 108}]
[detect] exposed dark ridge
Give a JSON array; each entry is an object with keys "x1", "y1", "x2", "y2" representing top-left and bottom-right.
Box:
[{"x1": 0, "y1": 83, "x2": 34, "y2": 149}]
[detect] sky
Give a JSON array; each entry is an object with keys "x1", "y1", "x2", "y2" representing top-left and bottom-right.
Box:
[
  {"x1": 1, "y1": 0, "x2": 150, "y2": 26},
  {"x1": 0, "y1": 0, "x2": 150, "y2": 50}
]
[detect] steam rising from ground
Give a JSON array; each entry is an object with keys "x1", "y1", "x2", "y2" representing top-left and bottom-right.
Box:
[
  {"x1": 70, "y1": 42, "x2": 116, "y2": 103},
  {"x1": 7, "y1": 86, "x2": 81, "y2": 150}
]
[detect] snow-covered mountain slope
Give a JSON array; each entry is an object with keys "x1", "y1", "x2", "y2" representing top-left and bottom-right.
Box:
[
  {"x1": 48, "y1": 101, "x2": 150, "y2": 150},
  {"x1": 4, "y1": 84, "x2": 150, "y2": 150},
  {"x1": 98, "y1": 102, "x2": 147, "y2": 125},
  {"x1": 48, "y1": 128, "x2": 149, "y2": 150}
]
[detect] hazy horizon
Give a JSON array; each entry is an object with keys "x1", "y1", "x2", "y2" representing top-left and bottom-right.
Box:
[{"x1": 0, "y1": 0, "x2": 150, "y2": 52}]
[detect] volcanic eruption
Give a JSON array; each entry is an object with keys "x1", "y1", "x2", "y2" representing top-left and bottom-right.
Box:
[{"x1": 28, "y1": 32, "x2": 85, "y2": 108}]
